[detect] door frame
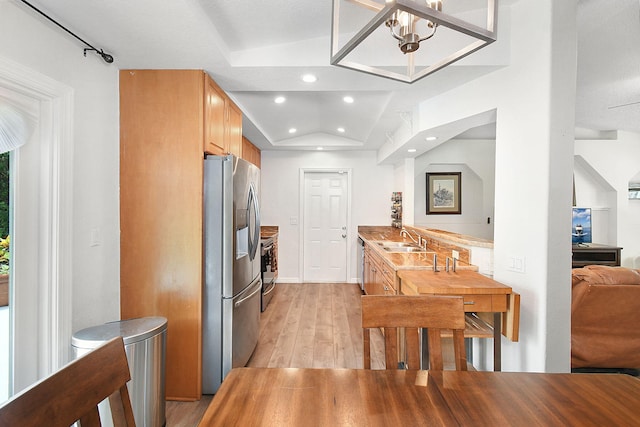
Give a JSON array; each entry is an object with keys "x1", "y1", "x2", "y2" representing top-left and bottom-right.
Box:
[
  {"x1": 299, "y1": 168, "x2": 352, "y2": 283},
  {"x1": 0, "y1": 55, "x2": 74, "y2": 394}
]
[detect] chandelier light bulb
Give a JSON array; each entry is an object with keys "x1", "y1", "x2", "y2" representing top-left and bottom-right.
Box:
[{"x1": 386, "y1": 1, "x2": 441, "y2": 54}]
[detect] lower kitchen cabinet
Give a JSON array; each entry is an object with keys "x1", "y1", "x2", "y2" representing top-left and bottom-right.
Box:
[{"x1": 363, "y1": 245, "x2": 397, "y2": 296}]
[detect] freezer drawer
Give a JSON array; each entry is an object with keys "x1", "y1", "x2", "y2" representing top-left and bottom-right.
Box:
[{"x1": 231, "y1": 277, "x2": 262, "y2": 368}]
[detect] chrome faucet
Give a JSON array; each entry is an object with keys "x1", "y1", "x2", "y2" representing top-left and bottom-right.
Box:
[{"x1": 400, "y1": 227, "x2": 423, "y2": 246}]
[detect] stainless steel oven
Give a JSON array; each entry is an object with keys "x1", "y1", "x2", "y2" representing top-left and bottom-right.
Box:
[{"x1": 260, "y1": 236, "x2": 277, "y2": 311}]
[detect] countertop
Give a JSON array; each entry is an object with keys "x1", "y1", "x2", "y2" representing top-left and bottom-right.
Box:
[
  {"x1": 358, "y1": 226, "x2": 478, "y2": 272},
  {"x1": 260, "y1": 225, "x2": 279, "y2": 239},
  {"x1": 397, "y1": 269, "x2": 511, "y2": 295}
]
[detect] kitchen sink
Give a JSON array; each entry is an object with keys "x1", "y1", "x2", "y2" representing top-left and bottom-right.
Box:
[
  {"x1": 373, "y1": 241, "x2": 426, "y2": 253},
  {"x1": 374, "y1": 241, "x2": 419, "y2": 248},
  {"x1": 383, "y1": 246, "x2": 426, "y2": 253}
]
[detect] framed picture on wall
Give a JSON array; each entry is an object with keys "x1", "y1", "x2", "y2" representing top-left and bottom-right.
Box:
[{"x1": 426, "y1": 172, "x2": 461, "y2": 214}]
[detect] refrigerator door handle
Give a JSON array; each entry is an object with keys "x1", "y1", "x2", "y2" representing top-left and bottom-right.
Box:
[
  {"x1": 247, "y1": 183, "x2": 260, "y2": 261},
  {"x1": 234, "y1": 281, "x2": 262, "y2": 308}
]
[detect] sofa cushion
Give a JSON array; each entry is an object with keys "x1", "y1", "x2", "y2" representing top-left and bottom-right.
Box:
[{"x1": 572, "y1": 265, "x2": 640, "y2": 287}]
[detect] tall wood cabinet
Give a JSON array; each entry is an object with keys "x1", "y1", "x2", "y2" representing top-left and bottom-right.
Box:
[{"x1": 120, "y1": 69, "x2": 243, "y2": 400}]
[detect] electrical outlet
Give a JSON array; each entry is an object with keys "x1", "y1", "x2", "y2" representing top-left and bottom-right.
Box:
[
  {"x1": 452, "y1": 250, "x2": 459, "y2": 260},
  {"x1": 90, "y1": 227, "x2": 101, "y2": 247}
]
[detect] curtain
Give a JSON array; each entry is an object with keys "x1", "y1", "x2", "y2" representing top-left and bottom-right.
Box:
[{"x1": 0, "y1": 103, "x2": 36, "y2": 153}]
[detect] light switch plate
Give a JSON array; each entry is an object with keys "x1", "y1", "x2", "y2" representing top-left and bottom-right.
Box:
[{"x1": 507, "y1": 256, "x2": 525, "y2": 273}]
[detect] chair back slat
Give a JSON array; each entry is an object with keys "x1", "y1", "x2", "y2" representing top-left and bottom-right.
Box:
[
  {"x1": 0, "y1": 336, "x2": 136, "y2": 427},
  {"x1": 362, "y1": 295, "x2": 468, "y2": 371}
]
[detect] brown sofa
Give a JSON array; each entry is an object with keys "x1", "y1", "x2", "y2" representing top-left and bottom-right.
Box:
[{"x1": 571, "y1": 265, "x2": 640, "y2": 369}]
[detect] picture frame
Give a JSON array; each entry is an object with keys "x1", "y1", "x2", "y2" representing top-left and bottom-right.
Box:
[{"x1": 426, "y1": 172, "x2": 461, "y2": 215}]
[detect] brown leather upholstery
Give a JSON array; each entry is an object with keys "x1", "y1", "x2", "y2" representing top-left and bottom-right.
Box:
[{"x1": 571, "y1": 265, "x2": 640, "y2": 369}]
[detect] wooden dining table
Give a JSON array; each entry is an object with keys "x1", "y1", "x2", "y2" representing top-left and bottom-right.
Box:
[{"x1": 198, "y1": 367, "x2": 640, "y2": 426}]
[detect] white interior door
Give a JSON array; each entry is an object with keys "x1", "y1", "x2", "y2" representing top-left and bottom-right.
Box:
[{"x1": 303, "y1": 171, "x2": 348, "y2": 282}]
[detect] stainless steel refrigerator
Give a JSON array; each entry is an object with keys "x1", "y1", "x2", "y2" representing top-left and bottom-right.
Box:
[{"x1": 202, "y1": 154, "x2": 261, "y2": 394}]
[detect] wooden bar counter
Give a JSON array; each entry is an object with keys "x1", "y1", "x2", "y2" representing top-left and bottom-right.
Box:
[{"x1": 398, "y1": 270, "x2": 520, "y2": 371}]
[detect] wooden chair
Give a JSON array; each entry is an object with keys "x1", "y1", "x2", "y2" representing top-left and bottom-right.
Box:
[
  {"x1": 362, "y1": 295, "x2": 468, "y2": 371},
  {"x1": 0, "y1": 336, "x2": 136, "y2": 427}
]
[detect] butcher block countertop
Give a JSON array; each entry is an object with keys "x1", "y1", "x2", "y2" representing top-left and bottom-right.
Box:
[{"x1": 398, "y1": 269, "x2": 512, "y2": 295}]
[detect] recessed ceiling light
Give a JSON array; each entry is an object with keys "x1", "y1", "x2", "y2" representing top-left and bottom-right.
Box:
[
  {"x1": 274, "y1": 96, "x2": 286, "y2": 104},
  {"x1": 425, "y1": 136, "x2": 437, "y2": 141},
  {"x1": 408, "y1": 148, "x2": 417, "y2": 153},
  {"x1": 343, "y1": 96, "x2": 354, "y2": 104},
  {"x1": 302, "y1": 74, "x2": 317, "y2": 83},
  {"x1": 317, "y1": 147, "x2": 323, "y2": 150},
  {"x1": 337, "y1": 127, "x2": 345, "y2": 133},
  {"x1": 288, "y1": 128, "x2": 297, "y2": 134}
]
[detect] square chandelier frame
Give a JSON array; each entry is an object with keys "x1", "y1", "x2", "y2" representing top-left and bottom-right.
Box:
[{"x1": 330, "y1": 0, "x2": 498, "y2": 83}]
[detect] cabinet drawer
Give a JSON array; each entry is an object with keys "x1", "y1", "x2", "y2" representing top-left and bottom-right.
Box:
[
  {"x1": 380, "y1": 266, "x2": 394, "y2": 285},
  {"x1": 461, "y1": 294, "x2": 508, "y2": 312},
  {"x1": 462, "y1": 295, "x2": 493, "y2": 312}
]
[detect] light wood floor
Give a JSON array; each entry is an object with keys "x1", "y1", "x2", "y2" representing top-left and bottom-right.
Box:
[{"x1": 165, "y1": 283, "x2": 383, "y2": 426}]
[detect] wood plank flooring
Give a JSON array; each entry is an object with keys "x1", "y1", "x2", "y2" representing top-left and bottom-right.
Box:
[
  {"x1": 165, "y1": 283, "x2": 383, "y2": 426},
  {"x1": 247, "y1": 283, "x2": 384, "y2": 369}
]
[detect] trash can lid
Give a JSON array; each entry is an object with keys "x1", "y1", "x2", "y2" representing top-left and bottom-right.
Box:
[{"x1": 71, "y1": 316, "x2": 167, "y2": 348}]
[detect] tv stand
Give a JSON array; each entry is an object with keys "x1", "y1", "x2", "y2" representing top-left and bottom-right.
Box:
[{"x1": 572, "y1": 243, "x2": 622, "y2": 268}]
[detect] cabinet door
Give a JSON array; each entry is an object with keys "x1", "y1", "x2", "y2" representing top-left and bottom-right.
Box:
[
  {"x1": 204, "y1": 75, "x2": 226, "y2": 155},
  {"x1": 363, "y1": 251, "x2": 375, "y2": 295},
  {"x1": 120, "y1": 69, "x2": 204, "y2": 400},
  {"x1": 379, "y1": 262, "x2": 396, "y2": 295},
  {"x1": 242, "y1": 136, "x2": 261, "y2": 168},
  {"x1": 226, "y1": 101, "x2": 242, "y2": 157}
]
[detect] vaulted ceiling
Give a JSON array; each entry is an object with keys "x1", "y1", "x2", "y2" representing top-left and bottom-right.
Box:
[{"x1": 14, "y1": 0, "x2": 640, "y2": 160}]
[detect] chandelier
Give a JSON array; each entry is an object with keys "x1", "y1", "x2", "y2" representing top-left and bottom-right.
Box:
[{"x1": 330, "y1": 0, "x2": 498, "y2": 83}]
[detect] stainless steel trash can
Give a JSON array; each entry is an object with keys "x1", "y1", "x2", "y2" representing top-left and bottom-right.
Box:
[{"x1": 71, "y1": 317, "x2": 167, "y2": 427}]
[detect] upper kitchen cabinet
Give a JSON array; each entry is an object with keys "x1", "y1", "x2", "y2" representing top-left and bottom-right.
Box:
[
  {"x1": 204, "y1": 74, "x2": 242, "y2": 157},
  {"x1": 204, "y1": 74, "x2": 225, "y2": 155},
  {"x1": 242, "y1": 136, "x2": 261, "y2": 168}
]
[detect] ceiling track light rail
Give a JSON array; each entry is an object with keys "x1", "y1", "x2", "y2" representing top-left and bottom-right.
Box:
[{"x1": 19, "y1": 0, "x2": 114, "y2": 64}]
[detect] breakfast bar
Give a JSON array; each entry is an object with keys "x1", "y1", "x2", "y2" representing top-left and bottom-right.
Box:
[{"x1": 398, "y1": 269, "x2": 520, "y2": 371}]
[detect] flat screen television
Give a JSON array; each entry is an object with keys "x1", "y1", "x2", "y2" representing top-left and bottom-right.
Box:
[{"x1": 572, "y1": 207, "x2": 592, "y2": 244}]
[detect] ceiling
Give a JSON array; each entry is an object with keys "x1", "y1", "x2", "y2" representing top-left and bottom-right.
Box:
[{"x1": 12, "y1": 0, "x2": 640, "y2": 162}]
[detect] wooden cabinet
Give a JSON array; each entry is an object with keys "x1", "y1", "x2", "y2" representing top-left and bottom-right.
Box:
[
  {"x1": 120, "y1": 69, "x2": 217, "y2": 401},
  {"x1": 572, "y1": 244, "x2": 622, "y2": 268},
  {"x1": 242, "y1": 136, "x2": 261, "y2": 168},
  {"x1": 363, "y1": 245, "x2": 397, "y2": 296},
  {"x1": 204, "y1": 74, "x2": 242, "y2": 157},
  {"x1": 226, "y1": 101, "x2": 242, "y2": 157},
  {"x1": 121, "y1": 70, "x2": 257, "y2": 401},
  {"x1": 204, "y1": 75, "x2": 226, "y2": 155}
]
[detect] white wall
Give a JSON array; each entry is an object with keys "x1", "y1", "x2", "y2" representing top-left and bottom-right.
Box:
[
  {"x1": 575, "y1": 131, "x2": 640, "y2": 267},
  {"x1": 413, "y1": 139, "x2": 496, "y2": 240},
  {"x1": 386, "y1": 1, "x2": 577, "y2": 372},
  {"x1": 260, "y1": 150, "x2": 394, "y2": 282},
  {"x1": 0, "y1": 3, "x2": 120, "y2": 337}
]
